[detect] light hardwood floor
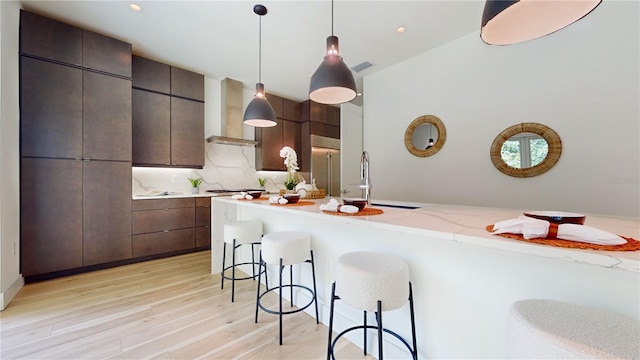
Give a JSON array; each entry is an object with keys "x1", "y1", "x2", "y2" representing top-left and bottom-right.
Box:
[{"x1": 0, "y1": 251, "x2": 373, "y2": 360}]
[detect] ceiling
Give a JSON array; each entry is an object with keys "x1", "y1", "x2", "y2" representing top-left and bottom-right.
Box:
[{"x1": 21, "y1": 1, "x2": 485, "y2": 103}]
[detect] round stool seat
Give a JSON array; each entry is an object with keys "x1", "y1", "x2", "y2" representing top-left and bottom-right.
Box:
[
  {"x1": 508, "y1": 299, "x2": 640, "y2": 359},
  {"x1": 224, "y1": 220, "x2": 263, "y2": 245},
  {"x1": 337, "y1": 251, "x2": 409, "y2": 312},
  {"x1": 261, "y1": 231, "x2": 310, "y2": 265}
]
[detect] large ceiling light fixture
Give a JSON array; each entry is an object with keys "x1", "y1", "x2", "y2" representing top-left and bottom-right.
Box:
[
  {"x1": 309, "y1": 0, "x2": 357, "y2": 105},
  {"x1": 243, "y1": 4, "x2": 277, "y2": 127},
  {"x1": 481, "y1": 0, "x2": 601, "y2": 46}
]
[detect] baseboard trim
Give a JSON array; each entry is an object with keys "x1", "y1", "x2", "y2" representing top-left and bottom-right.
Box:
[{"x1": 1, "y1": 275, "x2": 24, "y2": 310}]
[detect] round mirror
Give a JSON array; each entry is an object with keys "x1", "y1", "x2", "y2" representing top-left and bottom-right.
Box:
[
  {"x1": 405, "y1": 115, "x2": 446, "y2": 157},
  {"x1": 490, "y1": 123, "x2": 562, "y2": 177}
]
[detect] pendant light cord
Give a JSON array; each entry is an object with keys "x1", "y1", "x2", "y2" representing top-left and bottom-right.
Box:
[
  {"x1": 258, "y1": 15, "x2": 262, "y2": 84},
  {"x1": 331, "y1": 0, "x2": 334, "y2": 36}
]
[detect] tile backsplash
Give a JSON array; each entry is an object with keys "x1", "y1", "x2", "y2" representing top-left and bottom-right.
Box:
[{"x1": 132, "y1": 142, "x2": 291, "y2": 195}]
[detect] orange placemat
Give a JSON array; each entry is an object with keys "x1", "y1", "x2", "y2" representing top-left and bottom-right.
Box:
[
  {"x1": 270, "y1": 200, "x2": 315, "y2": 207},
  {"x1": 322, "y1": 207, "x2": 384, "y2": 216},
  {"x1": 486, "y1": 225, "x2": 640, "y2": 251}
]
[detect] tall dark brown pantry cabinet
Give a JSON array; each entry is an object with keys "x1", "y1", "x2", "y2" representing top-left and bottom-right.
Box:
[{"x1": 19, "y1": 10, "x2": 133, "y2": 279}]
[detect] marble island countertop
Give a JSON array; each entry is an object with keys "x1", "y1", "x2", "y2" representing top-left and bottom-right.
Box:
[{"x1": 213, "y1": 196, "x2": 640, "y2": 272}]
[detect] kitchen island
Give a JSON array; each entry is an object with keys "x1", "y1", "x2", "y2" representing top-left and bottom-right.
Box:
[{"x1": 210, "y1": 197, "x2": 639, "y2": 359}]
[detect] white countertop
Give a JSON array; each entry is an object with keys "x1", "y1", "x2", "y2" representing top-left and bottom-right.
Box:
[{"x1": 213, "y1": 197, "x2": 640, "y2": 272}]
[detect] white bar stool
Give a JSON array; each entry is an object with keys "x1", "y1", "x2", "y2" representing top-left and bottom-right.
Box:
[
  {"x1": 221, "y1": 220, "x2": 265, "y2": 302},
  {"x1": 255, "y1": 231, "x2": 319, "y2": 345},
  {"x1": 508, "y1": 299, "x2": 639, "y2": 359},
  {"x1": 327, "y1": 251, "x2": 417, "y2": 360}
]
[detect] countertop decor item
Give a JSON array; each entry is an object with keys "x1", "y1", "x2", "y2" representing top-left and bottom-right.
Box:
[
  {"x1": 243, "y1": 4, "x2": 276, "y2": 127},
  {"x1": 342, "y1": 198, "x2": 367, "y2": 211},
  {"x1": 280, "y1": 146, "x2": 299, "y2": 190},
  {"x1": 188, "y1": 177, "x2": 203, "y2": 194},
  {"x1": 322, "y1": 207, "x2": 384, "y2": 216},
  {"x1": 523, "y1": 211, "x2": 586, "y2": 225}
]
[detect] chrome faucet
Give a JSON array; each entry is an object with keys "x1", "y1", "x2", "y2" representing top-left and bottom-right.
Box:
[{"x1": 357, "y1": 151, "x2": 371, "y2": 204}]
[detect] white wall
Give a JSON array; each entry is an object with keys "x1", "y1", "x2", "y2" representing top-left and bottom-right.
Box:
[
  {"x1": 340, "y1": 102, "x2": 363, "y2": 197},
  {"x1": 364, "y1": 1, "x2": 639, "y2": 217},
  {"x1": 0, "y1": 0, "x2": 24, "y2": 310}
]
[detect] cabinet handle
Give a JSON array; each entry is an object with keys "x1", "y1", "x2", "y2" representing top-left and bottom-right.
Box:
[{"x1": 164, "y1": 230, "x2": 170, "y2": 233}]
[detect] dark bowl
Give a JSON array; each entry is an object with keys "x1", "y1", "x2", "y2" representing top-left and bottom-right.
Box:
[
  {"x1": 524, "y1": 211, "x2": 586, "y2": 225},
  {"x1": 247, "y1": 191, "x2": 262, "y2": 199},
  {"x1": 283, "y1": 194, "x2": 300, "y2": 204},
  {"x1": 343, "y1": 198, "x2": 367, "y2": 211}
]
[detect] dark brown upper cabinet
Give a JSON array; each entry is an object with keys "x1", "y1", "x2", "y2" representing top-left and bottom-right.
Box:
[
  {"x1": 283, "y1": 98, "x2": 302, "y2": 122},
  {"x1": 19, "y1": 10, "x2": 82, "y2": 66},
  {"x1": 132, "y1": 89, "x2": 171, "y2": 166},
  {"x1": 171, "y1": 97, "x2": 205, "y2": 167},
  {"x1": 20, "y1": 57, "x2": 82, "y2": 159},
  {"x1": 171, "y1": 67, "x2": 205, "y2": 101},
  {"x1": 255, "y1": 118, "x2": 285, "y2": 171},
  {"x1": 132, "y1": 55, "x2": 171, "y2": 94},
  {"x1": 83, "y1": 30, "x2": 132, "y2": 78},
  {"x1": 83, "y1": 71, "x2": 132, "y2": 161},
  {"x1": 20, "y1": 10, "x2": 131, "y2": 78},
  {"x1": 132, "y1": 56, "x2": 205, "y2": 168},
  {"x1": 267, "y1": 93, "x2": 284, "y2": 119}
]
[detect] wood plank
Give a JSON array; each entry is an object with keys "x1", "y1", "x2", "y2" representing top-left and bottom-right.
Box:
[{"x1": 0, "y1": 251, "x2": 371, "y2": 359}]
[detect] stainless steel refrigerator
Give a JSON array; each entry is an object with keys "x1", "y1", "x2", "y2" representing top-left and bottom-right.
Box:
[{"x1": 310, "y1": 135, "x2": 341, "y2": 197}]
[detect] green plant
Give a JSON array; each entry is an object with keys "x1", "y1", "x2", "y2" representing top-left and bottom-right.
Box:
[
  {"x1": 258, "y1": 178, "x2": 267, "y2": 187},
  {"x1": 188, "y1": 177, "x2": 204, "y2": 188},
  {"x1": 284, "y1": 178, "x2": 297, "y2": 190}
]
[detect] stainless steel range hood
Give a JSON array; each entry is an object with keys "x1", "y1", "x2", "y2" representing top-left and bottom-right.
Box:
[{"x1": 206, "y1": 78, "x2": 259, "y2": 147}]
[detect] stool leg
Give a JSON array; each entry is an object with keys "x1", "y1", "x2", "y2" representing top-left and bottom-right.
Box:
[
  {"x1": 231, "y1": 239, "x2": 237, "y2": 302},
  {"x1": 327, "y1": 282, "x2": 336, "y2": 360},
  {"x1": 409, "y1": 282, "x2": 417, "y2": 360},
  {"x1": 221, "y1": 242, "x2": 227, "y2": 290},
  {"x1": 289, "y1": 264, "x2": 294, "y2": 307},
  {"x1": 251, "y1": 243, "x2": 257, "y2": 279},
  {"x1": 363, "y1": 311, "x2": 368, "y2": 356},
  {"x1": 255, "y1": 251, "x2": 263, "y2": 323},
  {"x1": 310, "y1": 250, "x2": 319, "y2": 324},
  {"x1": 279, "y1": 258, "x2": 284, "y2": 346},
  {"x1": 377, "y1": 301, "x2": 383, "y2": 360}
]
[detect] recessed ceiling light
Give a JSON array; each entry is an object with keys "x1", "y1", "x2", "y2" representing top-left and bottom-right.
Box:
[
  {"x1": 129, "y1": 3, "x2": 142, "y2": 11},
  {"x1": 396, "y1": 26, "x2": 406, "y2": 34}
]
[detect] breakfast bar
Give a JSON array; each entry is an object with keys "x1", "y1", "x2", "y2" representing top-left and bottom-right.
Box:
[{"x1": 210, "y1": 197, "x2": 640, "y2": 358}]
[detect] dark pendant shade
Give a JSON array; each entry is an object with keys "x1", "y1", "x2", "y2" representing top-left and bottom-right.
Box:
[
  {"x1": 309, "y1": 23, "x2": 357, "y2": 104},
  {"x1": 243, "y1": 83, "x2": 276, "y2": 127},
  {"x1": 481, "y1": 0, "x2": 601, "y2": 45}
]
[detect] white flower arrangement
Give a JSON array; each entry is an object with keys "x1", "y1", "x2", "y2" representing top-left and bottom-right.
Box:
[{"x1": 280, "y1": 146, "x2": 299, "y2": 190}]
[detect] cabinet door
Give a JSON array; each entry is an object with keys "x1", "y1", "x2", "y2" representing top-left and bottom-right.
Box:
[
  {"x1": 266, "y1": 93, "x2": 284, "y2": 118},
  {"x1": 255, "y1": 118, "x2": 284, "y2": 171},
  {"x1": 171, "y1": 97, "x2": 204, "y2": 167},
  {"x1": 83, "y1": 72, "x2": 132, "y2": 161},
  {"x1": 132, "y1": 208, "x2": 195, "y2": 234},
  {"x1": 310, "y1": 101, "x2": 328, "y2": 123},
  {"x1": 21, "y1": 57, "x2": 82, "y2": 159},
  {"x1": 171, "y1": 67, "x2": 204, "y2": 101},
  {"x1": 132, "y1": 89, "x2": 171, "y2": 166},
  {"x1": 19, "y1": 10, "x2": 82, "y2": 66},
  {"x1": 133, "y1": 229, "x2": 195, "y2": 258},
  {"x1": 83, "y1": 160, "x2": 132, "y2": 266},
  {"x1": 283, "y1": 98, "x2": 301, "y2": 122},
  {"x1": 195, "y1": 226, "x2": 211, "y2": 248},
  {"x1": 83, "y1": 30, "x2": 132, "y2": 78},
  {"x1": 327, "y1": 106, "x2": 340, "y2": 126},
  {"x1": 132, "y1": 55, "x2": 170, "y2": 93},
  {"x1": 283, "y1": 120, "x2": 302, "y2": 170},
  {"x1": 21, "y1": 158, "x2": 83, "y2": 276}
]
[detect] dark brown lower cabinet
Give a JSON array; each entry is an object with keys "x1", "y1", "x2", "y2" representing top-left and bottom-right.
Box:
[
  {"x1": 83, "y1": 161, "x2": 132, "y2": 266},
  {"x1": 195, "y1": 197, "x2": 211, "y2": 248},
  {"x1": 132, "y1": 197, "x2": 209, "y2": 257},
  {"x1": 21, "y1": 158, "x2": 132, "y2": 276},
  {"x1": 21, "y1": 158, "x2": 83, "y2": 277}
]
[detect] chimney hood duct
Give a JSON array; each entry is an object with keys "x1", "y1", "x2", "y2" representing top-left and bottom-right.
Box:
[{"x1": 206, "y1": 78, "x2": 259, "y2": 146}]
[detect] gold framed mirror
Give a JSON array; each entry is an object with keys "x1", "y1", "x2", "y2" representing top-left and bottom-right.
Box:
[
  {"x1": 404, "y1": 115, "x2": 447, "y2": 157},
  {"x1": 490, "y1": 122, "x2": 562, "y2": 177}
]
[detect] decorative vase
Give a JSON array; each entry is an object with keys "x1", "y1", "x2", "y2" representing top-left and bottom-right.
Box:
[{"x1": 192, "y1": 187, "x2": 199, "y2": 194}]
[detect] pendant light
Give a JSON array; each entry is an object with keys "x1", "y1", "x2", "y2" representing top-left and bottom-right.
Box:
[
  {"x1": 481, "y1": 0, "x2": 601, "y2": 45},
  {"x1": 427, "y1": 124, "x2": 434, "y2": 150},
  {"x1": 243, "y1": 4, "x2": 277, "y2": 127},
  {"x1": 309, "y1": 0, "x2": 357, "y2": 105}
]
